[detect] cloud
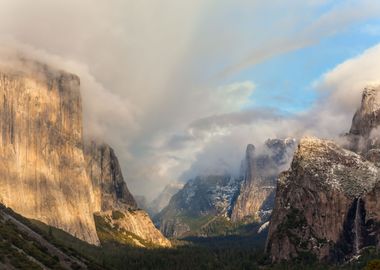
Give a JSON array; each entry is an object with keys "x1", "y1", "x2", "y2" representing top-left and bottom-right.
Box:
[
  {"x1": 0, "y1": 0, "x2": 379, "y2": 199},
  {"x1": 314, "y1": 43, "x2": 380, "y2": 132},
  {"x1": 220, "y1": 0, "x2": 380, "y2": 77},
  {"x1": 177, "y1": 42, "x2": 380, "y2": 183},
  {"x1": 213, "y1": 81, "x2": 255, "y2": 112}
]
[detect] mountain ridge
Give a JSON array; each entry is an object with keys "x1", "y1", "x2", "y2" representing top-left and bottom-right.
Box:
[{"x1": 156, "y1": 138, "x2": 296, "y2": 238}]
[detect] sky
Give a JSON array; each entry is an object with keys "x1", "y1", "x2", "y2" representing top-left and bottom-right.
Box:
[{"x1": 1, "y1": 0, "x2": 380, "y2": 199}]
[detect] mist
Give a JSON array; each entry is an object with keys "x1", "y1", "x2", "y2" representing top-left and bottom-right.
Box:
[{"x1": 1, "y1": 1, "x2": 380, "y2": 199}]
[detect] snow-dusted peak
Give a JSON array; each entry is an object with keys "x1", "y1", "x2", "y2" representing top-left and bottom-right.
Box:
[{"x1": 291, "y1": 136, "x2": 379, "y2": 197}]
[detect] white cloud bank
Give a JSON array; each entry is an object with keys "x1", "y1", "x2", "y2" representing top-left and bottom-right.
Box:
[{"x1": 0, "y1": 1, "x2": 380, "y2": 198}]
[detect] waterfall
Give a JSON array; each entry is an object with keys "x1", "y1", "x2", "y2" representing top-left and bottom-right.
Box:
[{"x1": 354, "y1": 197, "x2": 361, "y2": 254}]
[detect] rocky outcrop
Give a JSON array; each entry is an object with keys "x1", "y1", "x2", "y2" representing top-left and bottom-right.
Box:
[
  {"x1": 231, "y1": 139, "x2": 296, "y2": 222},
  {"x1": 267, "y1": 87, "x2": 380, "y2": 263},
  {"x1": 95, "y1": 210, "x2": 171, "y2": 247},
  {"x1": 84, "y1": 141, "x2": 137, "y2": 211},
  {"x1": 349, "y1": 86, "x2": 380, "y2": 138},
  {"x1": 85, "y1": 141, "x2": 171, "y2": 247},
  {"x1": 347, "y1": 86, "x2": 380, "y2": 163},
  {"x1": 266, "y1": 137, "x2": 380, "y2": 262},
  {"x1": 0, "y1": 60, "x2": 99, "y2": 245}
]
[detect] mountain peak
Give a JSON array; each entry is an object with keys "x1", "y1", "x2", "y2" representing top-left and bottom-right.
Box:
[
  {"x1": 292, "y1": 136, "x2": 378, "y2": 197},
  {"x1": 350, "y1": 85, "x2": 380, "y2": 136}
]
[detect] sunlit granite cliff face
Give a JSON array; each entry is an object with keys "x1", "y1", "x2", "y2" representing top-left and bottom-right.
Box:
[
  {"x1": 0, "y1": 60, "x2": 99, "y2": 244},
  {"x1": 267, "y1": 87, "x2": 380, "y2": 262},
  {"x1": 0, "y1": 57, "x2": 170, "y2": 248},
  {"x1": 84, "y1": 141, "x2": 171, "y2": 247}
]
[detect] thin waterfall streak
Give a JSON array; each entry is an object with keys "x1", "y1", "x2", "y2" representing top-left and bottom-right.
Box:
[{"x1": 354, "y1": 197, "x2": 361, "y2": 254}]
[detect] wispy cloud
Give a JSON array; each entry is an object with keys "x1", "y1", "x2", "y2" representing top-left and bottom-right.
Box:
[
  {"x1": 0, "y1": 0, "x2": 379, "y2": 198},
  {"x1": 220, "y1": 0, "x2": 380, "y2": 77}
]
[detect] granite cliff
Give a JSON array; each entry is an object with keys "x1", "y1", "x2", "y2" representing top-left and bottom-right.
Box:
[
  {"x1": 84, "y1": 141, "x2": 171, "y2": 247},
  {"x1": 267, "y1": 87, "x2": 380, "y2": 262},
  {"x1": 0, "y1": 57, "x2": 170, "y2": 248},
  {"x1": 0, "y1": 59, "x2": 99, "y2": 244},
  {"x1": 84, "y1": 141, "x2": 137, "y2": 211}
]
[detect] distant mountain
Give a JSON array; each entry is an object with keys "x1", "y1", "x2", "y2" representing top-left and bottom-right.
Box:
[
  {"x1": 156, "y1": 138, "x2": 296, "y2": 238},
  {"x1": 135, "y1": 183, "x2": 183, "y2": 217},
  {"x1": 135, "y1": 195, "x2": 150, "y2": 210},
  {"x1": 267, "y1": 86, "x2": 380, "y2": 263},
  {"x1": 156, "y1": 174, "x2": 241, "y2": 237},
  {"x1": 149, "y1": 183, "x2": 184, "y2": 215}
]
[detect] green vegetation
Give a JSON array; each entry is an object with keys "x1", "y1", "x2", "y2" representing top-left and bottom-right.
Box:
[
  {"x1": 174, "y1": 212, "x2": 262, "y2": 238},
  {"x1": 0, "y1": 212, "x2": 62, "y2": 269},
  {"x1": 1, "y1": 205, "x2": 380, "y2": 270},
  {"x1": 94, "y1": 214, "x2": 157, "y2": 248},
  {"x1": 111, "y1": 210, "x2": 126, "y2": 220},
  {"x1": 177, "y1": 213, "x2": 215, "y2": 232},
  {"x1": 277, "y1": 207, "x2": 307, "y2": 237},
  {"x1": 365, "y1": 259, "x2": 380, "y2": 270}
]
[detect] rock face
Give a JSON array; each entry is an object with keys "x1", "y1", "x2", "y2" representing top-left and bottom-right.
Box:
[
  {"x1": 84, "y1": 141, "x2": 137, "y2": 211},
  {"x1": 266, "y1": 137, "x2": 380, "y2": 261},
  {"x1": 349, "y1": 86, "x2": 380, "y2": 138},
  {"x1": 348, "y1": 86, "x2": 380, "y2": 164},
  {"x1": 157, "y1": 138, "x2": 296, "y2": 238},
  {"x1": 95, "y1": 210, "x2": 171, "y2": 247},
  {"x1": 85, "y1": 141, "x2": 171, "y2": 247},
  {"x1": 157, "y1": 175, "x2": 240, "y2": 238},
  {"x1": 0, "y1": 60, "x2": 99, "y2": 244},
  {"x1": 267, "y1": 87, "x2": 380, "y2": 262},
  {"x1": 0, "y1": 57, "x2": 170, "y2": 248},
  {"x1": 231, "y1": 139, "x2": 296, "y2": 223}
]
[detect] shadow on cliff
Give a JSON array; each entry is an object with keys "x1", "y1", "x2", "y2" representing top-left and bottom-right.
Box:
[{"x1": 331, "y1": 198, "x2": 379, "y2": 263}]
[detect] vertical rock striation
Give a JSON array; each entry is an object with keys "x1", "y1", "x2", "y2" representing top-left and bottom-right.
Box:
[
  {"x1": 0, "y1": 57, "x2": 171, "y2": 247},
  {"x1": 0, "y1": 60, "x2": 99, "y2": 245}
]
